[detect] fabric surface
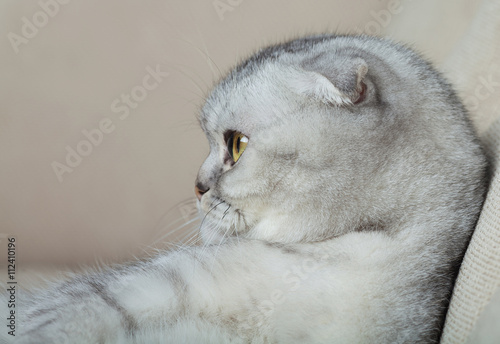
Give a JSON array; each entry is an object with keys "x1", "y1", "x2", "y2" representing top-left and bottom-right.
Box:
[
  {"x1": 466, "y1": 285, "x2": 500, "y2": 344},
  {"x1": 439, "y1": 0, "x2": 500, "y2": 342},
  {"x1": 442, "y1": 118, "x2": 500, "y2": 343}
]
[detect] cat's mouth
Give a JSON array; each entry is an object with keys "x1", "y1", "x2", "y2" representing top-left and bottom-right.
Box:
[{"x1": 197, "y1": 196, "x2": 249, "y2": 244}]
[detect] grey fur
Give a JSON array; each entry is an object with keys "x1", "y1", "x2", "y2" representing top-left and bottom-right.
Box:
[{"x1": 1, "y1": 34, "x2": 488, "y2": 343}]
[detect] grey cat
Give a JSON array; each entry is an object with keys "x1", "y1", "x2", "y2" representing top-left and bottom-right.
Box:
[{"x1": 2, "y1": 34, "x2": 488, "y2": 343}]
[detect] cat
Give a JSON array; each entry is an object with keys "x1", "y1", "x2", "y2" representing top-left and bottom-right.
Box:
[{"x1": 2, "y1": 34, "x2": 488, "y2": 343}]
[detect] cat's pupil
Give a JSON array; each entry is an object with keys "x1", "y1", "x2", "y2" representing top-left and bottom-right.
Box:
[{"x1": 236, "y1": 137, "x2": 240, "y2": 153}]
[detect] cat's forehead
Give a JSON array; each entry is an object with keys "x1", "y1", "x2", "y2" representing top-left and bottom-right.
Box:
[
  {"x1": 199, "y1": 62, "x2": 292, "y2": 136},
  {"x1": 198, "y1": 35, "x2": 419, "y2": 135},
  {"x1": 199, "y1": 37, "x2": 340, "y2": 133}
]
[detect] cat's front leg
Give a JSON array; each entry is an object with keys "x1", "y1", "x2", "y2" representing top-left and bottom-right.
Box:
[
  {"x1": 13, "y1": 241, "x2": 269, "y2": 343},
  {"x1": 13, "y1": 237, "x2": 349, "y2": 343},
  {"x1": 13, "y1": 274, "x2": 134, "y2": 344},
  {"x1": 9, "y1": 268, "x2": 137, "y2": 342}
]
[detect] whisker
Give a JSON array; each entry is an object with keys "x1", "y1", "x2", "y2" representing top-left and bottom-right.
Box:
[
  {"x1": 221, "y1": 205, "x2": 231, "y2": 221},
  {"x1": 233, "y1": 212, "x2": 242, "y2": 246},
  {"x1": 210, "y1": 216, "x2": 233, "y2": 274},
  {"x1": 197, "y1": 201, "x2": 225, "y2": 257},
  {"x1": 152, "y1": 217, "x2": 200, "y2": 246},
  {"x1": 177, "y1": 226, "x2": 201, "y2": 246},
  {"x1": 172, "y1": 64, "x2": 208, "y2": 101},
  {"x1": 181, "y1": 2, "x2": 224, "y2": 80},
  {"x1": 151, "y1": 199, "x2": 197, "y2": 228},
  {"x1": 199, "y1": 201, "x2": 224, "y2": 231}
]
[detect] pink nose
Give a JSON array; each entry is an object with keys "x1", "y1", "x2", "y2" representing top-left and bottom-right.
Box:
[{"x1": 195, "y1": 185, "x2": 208, "y2": 201}]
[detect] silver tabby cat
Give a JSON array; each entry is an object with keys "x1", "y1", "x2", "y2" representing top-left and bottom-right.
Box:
[{"x1": 2, "y1": 35, "x2": 488, "y2": 343}]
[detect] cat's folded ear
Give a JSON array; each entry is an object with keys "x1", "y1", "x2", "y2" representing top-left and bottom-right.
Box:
[{"x1": 290, "y1": 55, "x2": 368, "y2": 106}]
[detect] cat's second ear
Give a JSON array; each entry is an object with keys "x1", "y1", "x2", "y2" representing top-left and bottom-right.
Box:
[{"x1": 290, "y1": 55, "x2": 368, "y2": 106}]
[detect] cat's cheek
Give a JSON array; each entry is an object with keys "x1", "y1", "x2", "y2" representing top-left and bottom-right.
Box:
[{"x1": 220, "y1": 169, "x2": 273, "y2": 200}]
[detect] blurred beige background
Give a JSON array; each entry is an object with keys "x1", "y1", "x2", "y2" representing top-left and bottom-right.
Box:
[{"x1": 0, "y1": 0, "x2": 486, "y2": 271}]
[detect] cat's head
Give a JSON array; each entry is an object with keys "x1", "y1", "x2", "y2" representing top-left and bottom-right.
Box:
[{"x1": 195, "y1": 35, "x2": 486, "y2": 245}]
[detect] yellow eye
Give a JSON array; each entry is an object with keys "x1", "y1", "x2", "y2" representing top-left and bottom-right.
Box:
[{"x1": 227, "y1": 132, "x2": 248, "y2": 163}]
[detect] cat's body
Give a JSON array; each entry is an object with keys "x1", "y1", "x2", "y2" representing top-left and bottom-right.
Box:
[{"x1": 3, "y1": 35, "x2": 488, "y2": 343}]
